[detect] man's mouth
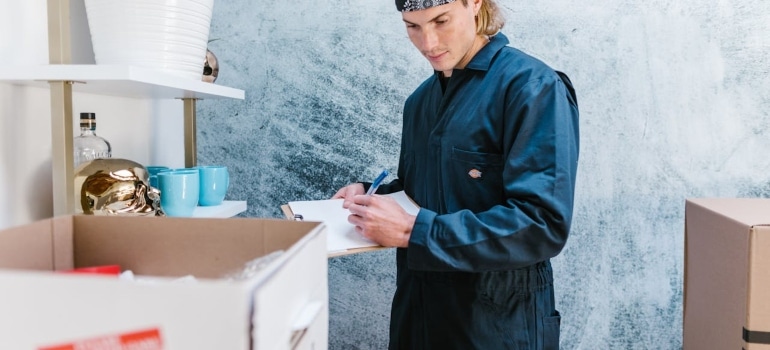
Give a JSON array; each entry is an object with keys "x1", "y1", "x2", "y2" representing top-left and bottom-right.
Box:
[{"x1": 427, "y1": 51, "x2": 447, "y2": 62}]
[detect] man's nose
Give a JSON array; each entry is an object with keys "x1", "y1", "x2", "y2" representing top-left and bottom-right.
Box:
[{"x1": 420, "y1": 28, "x2": 439, "y2": 51}]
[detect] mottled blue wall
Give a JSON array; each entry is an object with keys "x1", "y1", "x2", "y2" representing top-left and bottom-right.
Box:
[{"x1": 197, "y1": 1, "x2": 770, "y2": 348}]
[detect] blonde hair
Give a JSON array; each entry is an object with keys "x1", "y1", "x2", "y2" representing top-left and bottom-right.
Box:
[{"x1": 463, "y1": 0, "x2": 505, "y2": 36}]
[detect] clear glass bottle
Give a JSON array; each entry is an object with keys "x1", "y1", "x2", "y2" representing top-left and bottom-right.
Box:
[{"x1": 74, "y1": 112, "x2": 112, "y2": 168}]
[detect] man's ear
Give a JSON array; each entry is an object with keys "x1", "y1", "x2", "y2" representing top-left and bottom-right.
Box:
[{"x1": 473, "y1": 0, "x2": 483, "y2": 14}]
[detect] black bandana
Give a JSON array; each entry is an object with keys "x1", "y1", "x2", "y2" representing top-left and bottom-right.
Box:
[{"x1": 396, "y1": 0, "x2": 457, "y2": 12}]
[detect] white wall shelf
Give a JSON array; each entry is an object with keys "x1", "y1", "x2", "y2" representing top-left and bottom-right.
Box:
[
  {"x1": 0, "y1": 64, "x2": 246, "y2": 216},
  {"x1": 192, "y1": 201, "x2": 248, "y2": 218},
  {"x1": 0, "y1": 64, "x2": 244, "y2": 100}
]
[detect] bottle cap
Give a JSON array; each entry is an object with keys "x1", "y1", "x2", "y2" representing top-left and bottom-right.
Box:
[{"x1": 80, "y1": 112, "x2": 96, "y2": 129}]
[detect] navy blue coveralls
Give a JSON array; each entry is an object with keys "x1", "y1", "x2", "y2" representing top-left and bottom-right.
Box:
[{"x1": 371, "y1": 33, "x2": 580, "y2": 349}]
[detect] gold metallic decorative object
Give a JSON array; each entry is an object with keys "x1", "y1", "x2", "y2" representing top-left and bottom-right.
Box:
[
  {"x1": 74, "y1": 158, "x2": 161, "y2": 216},
  {"x1": 202, "y1": 48, "x2": 219, "y2": 83}
]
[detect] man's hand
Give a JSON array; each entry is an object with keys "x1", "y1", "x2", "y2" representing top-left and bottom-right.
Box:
[
  {"x1": 346, "y1": 194, "x2": 416, "y2": 248},
  {"x1": 331, "y1": 183, "x2": 366, "y2": 208}
]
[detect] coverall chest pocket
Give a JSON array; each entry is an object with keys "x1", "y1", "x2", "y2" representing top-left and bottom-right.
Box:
[{"x1": 448, "y1": 147, "x2": 505, "y2": 211}]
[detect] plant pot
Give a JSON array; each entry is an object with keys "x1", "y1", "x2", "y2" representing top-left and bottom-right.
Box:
[{"x1": 84, "y1": 0, "x2": 215, "y2": 80}]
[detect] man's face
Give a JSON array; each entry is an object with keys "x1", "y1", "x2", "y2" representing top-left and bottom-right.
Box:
[{"x1": 402, "y1": 0, "x2": 480, "y2": 77}]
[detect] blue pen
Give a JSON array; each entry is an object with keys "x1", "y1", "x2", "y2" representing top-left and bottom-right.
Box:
[{"x1": 366, "y1": 169, "x2": 389, "y2": 196}]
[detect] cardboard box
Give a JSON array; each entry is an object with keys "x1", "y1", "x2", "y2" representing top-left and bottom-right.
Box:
[
  {"x1": 0, "y1": 215, "x2": 328, "y2": 350},
  {"x1": 684, "y1": 198, "x2": 770, "y2": 350}
]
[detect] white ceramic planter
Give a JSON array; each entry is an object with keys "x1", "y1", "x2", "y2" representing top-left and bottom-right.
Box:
[{"x1": 84, "y1": 0, "x2": 214, "y2": 80}]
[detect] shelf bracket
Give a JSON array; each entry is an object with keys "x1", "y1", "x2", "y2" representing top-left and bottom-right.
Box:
[
  {"x1": 48, "y1": 0, "x2": 75, "y2": 216},
  {"x1": 49, "y1": 81, "x2": 75, "y2": 216},
  {"x1": 182, "y1": 98, "x2": 199, "y2": 168}
]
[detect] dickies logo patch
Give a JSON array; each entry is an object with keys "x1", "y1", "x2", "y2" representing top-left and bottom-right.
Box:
[{"x1": 468, "y1": 168, "x2": 482, "y2": 179}]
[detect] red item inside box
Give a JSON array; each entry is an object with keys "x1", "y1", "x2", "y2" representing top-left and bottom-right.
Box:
[{"x1": 61, "y1": 265, "x2": 121, "y2": 276}]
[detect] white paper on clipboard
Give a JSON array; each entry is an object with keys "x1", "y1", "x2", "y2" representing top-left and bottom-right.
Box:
[{"x1": 287, "y1": 191, "x2": 419, "y2": 254}]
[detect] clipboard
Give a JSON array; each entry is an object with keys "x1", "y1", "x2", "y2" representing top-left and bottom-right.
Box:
[{"x1": 282, "y1": 191, "x2": 419, "y2": 258}]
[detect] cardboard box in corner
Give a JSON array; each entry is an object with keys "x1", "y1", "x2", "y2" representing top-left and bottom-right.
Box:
[
  {"x1": 0, "y1": 215, "x2": 329, "y2": 350},
  {"x1": 684, "y1": 198, "x2": 770, "y2": 350}
]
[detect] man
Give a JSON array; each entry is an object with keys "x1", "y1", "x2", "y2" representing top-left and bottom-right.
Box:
[{"x1": 333, "y1": 0, "x2": 579, "y2": 348}]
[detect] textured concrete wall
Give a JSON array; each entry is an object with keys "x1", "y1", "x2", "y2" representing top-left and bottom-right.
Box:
[{"x1": 198, "y1": 0, "x2": 770, "y2": 348}]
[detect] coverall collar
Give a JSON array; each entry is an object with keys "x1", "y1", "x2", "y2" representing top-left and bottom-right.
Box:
[{"x1": 463, "y1": 32, "x2": 510, "y2": 72}]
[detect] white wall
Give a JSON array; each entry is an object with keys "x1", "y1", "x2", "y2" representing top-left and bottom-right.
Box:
[
  {"x1": 0, "y1": 0, "x2": 184, "y2": 230},
  {"x1": 0, "y1": 84, "x2": 53, "y2": 228}
]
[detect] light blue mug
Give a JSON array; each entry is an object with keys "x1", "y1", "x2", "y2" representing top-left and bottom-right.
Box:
[
  {"x1": 196, "y1": 165, "x2": 229, "y2": 206},
  {"x1": 157, "y1": 169, "x2": 199, "y2": 217},
  {"x1": 146, "y1": 165, "x2": 170, "y2": 189}
]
